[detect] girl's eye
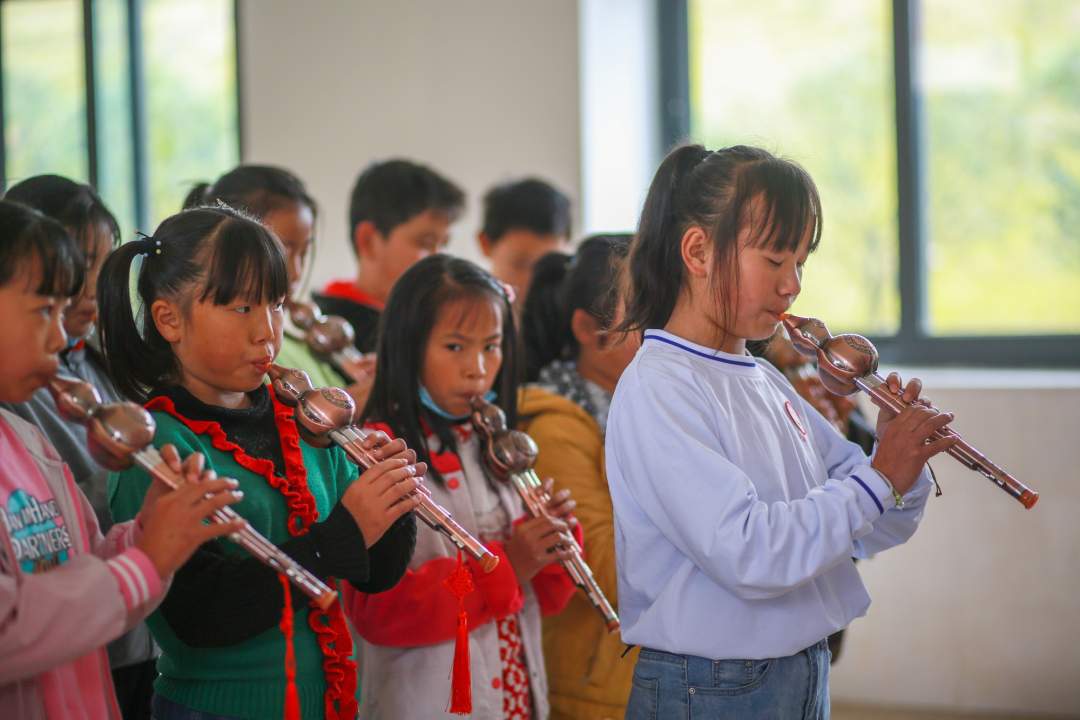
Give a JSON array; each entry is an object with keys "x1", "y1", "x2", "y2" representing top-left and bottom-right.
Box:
[
  {"x1": 767, "y1": 258, "x2": 784, "y2": 268},
  {"x1": 273, "y1": 301, "x2": 286, "y2": 312},
  {"x1": 235, "y1": 306, "x2": 251, "y2": 314},
  {"x1": 485, "y1": 343, "x2": 500, "y2": 353},
  {"x1": 445, "y1": 343, "x2": 462, "y2": 352}
]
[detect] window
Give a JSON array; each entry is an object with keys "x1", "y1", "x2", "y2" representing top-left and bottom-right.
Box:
[
  {"x1": 1, "y1": 0, "x2": 240, "y2": 240},
  {"x1": 668, "y1": 0, "x2": 1080, "y2": 365}
]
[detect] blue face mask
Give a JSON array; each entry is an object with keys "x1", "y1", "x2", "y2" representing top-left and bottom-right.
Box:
[{"x1": 418, "y1": 385, "x2": 496, "y2": 422}]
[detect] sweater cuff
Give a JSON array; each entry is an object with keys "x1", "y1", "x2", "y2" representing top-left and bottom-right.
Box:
[
  {"x1": 468, "y1": 540, "x2": 524, "y2": 618},
  {"x1": 106, "y1": 547, "x2": 163, "y2": 612},
  {"x1": 847, "y1": 465, "x2": 894, "y2": 519},
  {"x1": 308, "y1": 501, "x2": 369, "y2": 581}
]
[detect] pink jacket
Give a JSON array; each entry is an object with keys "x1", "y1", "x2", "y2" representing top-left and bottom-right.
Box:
[{"x1": 0, "y1": 409, "x2": 164, "y2": 719}]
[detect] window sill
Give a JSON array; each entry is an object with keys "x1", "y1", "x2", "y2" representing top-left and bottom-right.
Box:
[{"x1": 883, "y1": 366, "x2": 1080, "y2": 390}]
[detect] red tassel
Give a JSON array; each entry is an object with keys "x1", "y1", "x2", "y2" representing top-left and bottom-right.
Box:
[
  {"x1": 279, "y1": 573, "x2": 301, "y2": 720},
  {"x1": 443, "y1": 550, "x2": 474, "y2": 715}
]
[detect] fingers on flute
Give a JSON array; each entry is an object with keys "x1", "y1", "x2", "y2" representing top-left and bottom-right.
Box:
[
  {"x1": 179, "y1": 451, "x2": 206, "y2": 483},
  {"x1": 360, "y1": 430, "x2": 392, "y2": 452},
  {"x1": 901, "y1": 377, "x2": 923, "y2": 404},
  {"x1": 159, "y1": 443, "x2": 183, "y2": 472},
  {"x1": 885, "y1": 371, "x2": 903, "y2": 394}
]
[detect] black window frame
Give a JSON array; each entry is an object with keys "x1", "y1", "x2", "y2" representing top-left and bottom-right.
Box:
[
  {"x1": 0, "y1": 0, "x2": 243, "y2": 233},
  {"x1": 660, "y1": 0, "x2": 1080, "y2": 368}
]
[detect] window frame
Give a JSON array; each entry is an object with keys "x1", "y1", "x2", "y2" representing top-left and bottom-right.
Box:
[
  {"x1": 660, "y1": 0, "x2": 1080, "y2": 368},
  {"x1": 0, "y1": 0, "x2": 243, "y2": 232}
]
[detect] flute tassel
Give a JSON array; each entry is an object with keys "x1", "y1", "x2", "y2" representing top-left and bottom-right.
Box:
[
  {"x1": 443, "y1": 550, "x2": 474, "y2": 715},
  {"x1": 279, "y1": 573, "x2": 301, "y2": 720}
]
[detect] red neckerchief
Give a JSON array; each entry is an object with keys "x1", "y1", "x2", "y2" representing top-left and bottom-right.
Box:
[
  {"x1": 146, "y1": 386, "x2": 358, "y2": 720},
  {"x1": 320, "y1": 280, "x2": 386, "y2": 311}
]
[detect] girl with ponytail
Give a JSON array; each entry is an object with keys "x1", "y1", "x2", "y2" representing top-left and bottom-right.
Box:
[
  {"x1": 98, "y1": 205, "x2": 421, "y2": 720},
  {"x1": 606, "y1": 145, "x2": 956, "y2": 717},
  {"x1": 517, "y1": 234, "x2": 639, "y2": 719}
]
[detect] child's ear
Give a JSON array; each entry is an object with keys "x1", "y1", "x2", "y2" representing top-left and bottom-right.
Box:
[
  {"x1": 680, "y1": 226, "x2": 711, "y2": 279},
  {"x1": 570, "y1": 308, "x2": 601, "y2": 348},
  {"x1": 477, "y1": 232, "x2": 494, "y2": 259},
  {"x1": 354, "y1": 221, "x2": 380, "y2": 262},
  {"x1": 151, "y1": 298, "x2": 183, "y2": 343}
]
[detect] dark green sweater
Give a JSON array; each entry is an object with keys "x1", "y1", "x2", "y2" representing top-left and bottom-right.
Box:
[{"x1": 109, "y1": 386, "x2": 414, "y2": 719}]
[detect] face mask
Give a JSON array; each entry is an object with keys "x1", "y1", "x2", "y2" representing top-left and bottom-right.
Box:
[{"x1": 418, "y1": 384, "x2": 496, "y2": 422}]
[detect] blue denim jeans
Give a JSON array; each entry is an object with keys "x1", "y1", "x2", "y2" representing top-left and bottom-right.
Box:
[
  {"x1": 626, "y1": 639, "x2": 831, "y2": 720},
  {"x1": 151, "y1": 695, "x2": 239, "y2": 720}
]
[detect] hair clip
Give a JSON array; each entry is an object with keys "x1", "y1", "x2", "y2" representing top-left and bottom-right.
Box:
[{"x1": 499, "y1": 281, "x2": 517, "y2": 305}]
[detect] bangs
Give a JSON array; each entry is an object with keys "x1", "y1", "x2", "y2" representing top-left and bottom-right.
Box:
[
  {"x1": 198, "y1": 216, "x2": 289, "y2": 305},
  {"x1": 8, "y1": 219, "x2": 86, "y2": 298},
  {"x1": 731, "y1": 159, "x2": 822, "y2": 253}
]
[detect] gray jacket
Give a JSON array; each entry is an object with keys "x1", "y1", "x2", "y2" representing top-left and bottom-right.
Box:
[{"x1": 1, "y1": 343, "x2": 157, "y2": 670}]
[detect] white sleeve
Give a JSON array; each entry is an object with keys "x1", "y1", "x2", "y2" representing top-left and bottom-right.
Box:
[
  {"x1": 792, "y1": 391, "x2": 933, "y2": 558},
  {"x1": 608, "y1": 365, "x2": 896, "y2": 600}
]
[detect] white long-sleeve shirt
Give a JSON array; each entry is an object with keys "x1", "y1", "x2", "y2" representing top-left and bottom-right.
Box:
[{"x1": 605, "y1": 329, "x2": 932, "y2": 660}]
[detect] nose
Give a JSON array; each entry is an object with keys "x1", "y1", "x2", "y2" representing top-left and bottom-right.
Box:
[
  {"x1": 779, "y1": 263, "x2": 802, "y2": 300},
  {"x1": 251, "y1": 305, "x2": 276, "y2": 344},
  {"x1": 47, "y1": 310, "x2": 67, "y2": 354},
  {"x1": 464, "y1": 350, "x2": 486, "y2": 380}
]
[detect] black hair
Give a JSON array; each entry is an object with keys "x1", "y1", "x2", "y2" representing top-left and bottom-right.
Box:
[
  {"x1": 0, "y1": 199, "x2": 85, "y2": 297},
  {"x1": 521, "y1": 233, "x2": 631, "y2": 381},
  {"x1": 362, "y1": 254, "x2": 518, "y2": 485},
  {"x1": 183, "y1": 164, "x2": 318, "y2": 220},
  {"x1": 621, "y1": 144, "x2": 822, "y2": 341},
  {"x1": 347, "y1": 159, "x2": 464, "y2": 250},
  {"x1": 185, "y1": 164, "x2": 318, "y2": 292},
  {"x1": 97, "y1": 205, "x2": 289, "y2": 402},
  {"x1": 5, "y1": 174, "x2": 121, "y2": 257},
  {"x1": 481, "y1": 177, "x2": 571, "y2": 242}
]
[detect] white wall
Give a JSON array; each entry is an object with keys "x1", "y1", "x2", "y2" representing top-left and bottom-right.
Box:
[
  {"x1": 239, "y1": 4, "x2": 1080, "y2": 715},
  {"x1": 830, "y1": 374, "x2": 1080, "y2": 716},
  {"x1": 238, "y1": 0, "x2": 580, "y2": 286}
]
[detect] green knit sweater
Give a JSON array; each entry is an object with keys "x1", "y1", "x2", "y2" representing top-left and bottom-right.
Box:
[{"x1": 109, "y1": 406, "x2": 360, "y2": 719}]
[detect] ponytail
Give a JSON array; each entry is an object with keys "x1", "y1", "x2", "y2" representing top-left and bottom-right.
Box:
[
  {"x1": 522, "y1": 234, "x2": 631, "y2": 382},
  {"x1": 621, "y1": 145, "x2": 710, "y2": 334},
  {"x1": 182, "y1": 182, "x2": 211, "y2": 210},
  {"x1": 97, "y1": 238, "x2": 177, "y2": 401},
  {"x1": 521, "y1": 252, "x2": 572, "y2": 381}
]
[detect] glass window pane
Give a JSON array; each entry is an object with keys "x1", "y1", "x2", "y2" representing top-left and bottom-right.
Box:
[
  {"x1": 143, "y1": 0, "x2": 238, "y2": 226},
  {"x1": 2, "y1": 0, "x2": 87, "y2": 184},
  {"x1": 923, "y1": 0, "x2": 1080, "y2": 335},
  {"x1": 93, "y1": 0, "x2": 136, "y2": 241},
  {"x1": 689, "y1": 0, "x2": 898, "y2": 335}
]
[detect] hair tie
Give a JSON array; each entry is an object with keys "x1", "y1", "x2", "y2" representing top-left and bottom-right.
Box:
[
  {"x1": 499, "y1": 281, "x2": 516, "y2": 305},
  {"x1": 132, "y1": 231, "x2": 163, "y2": 257}
]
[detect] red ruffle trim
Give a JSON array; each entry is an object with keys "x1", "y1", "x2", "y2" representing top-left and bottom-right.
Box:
[{"x1": 146, "y1": 386, "x2": 357, "y2": 718}]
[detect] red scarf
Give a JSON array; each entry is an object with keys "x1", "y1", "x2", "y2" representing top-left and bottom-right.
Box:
[
  {"x1": 320, "y1": 280, "x2": 386, "y2": 311},
  {"x1": 146, "y1": 387, "x2": 358, "y2": 720}
]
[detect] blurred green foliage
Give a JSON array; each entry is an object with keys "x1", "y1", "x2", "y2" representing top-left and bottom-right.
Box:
[{"x1": 690, "y1": 0, "x2": 1079, "y2": 336}]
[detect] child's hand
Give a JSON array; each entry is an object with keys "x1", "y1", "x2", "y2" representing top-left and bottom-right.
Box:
[
  {"x1": 142, "y1": 444, "x2": 196, "y2": 508},
  {"x1": 540, "y1": 478, "x2": 578, "y2": 530},
  {"x1": 875, "y1": 372, "x2": 928, "y2": 437},
  {"x1": 871, "y1": 385, "x2": 958, "y2": 495},
  {"x1": 340, "y1": 455, "x2": 425, "y2": 548},
  {"x1": 505, "y1": 515, "x2": 575, "y2": 585},
  {"x1": 135, "y1": 465, "x2": 246, "y2": 580}
]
